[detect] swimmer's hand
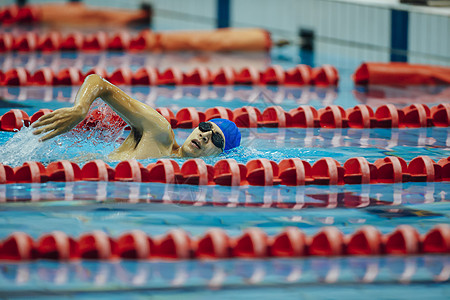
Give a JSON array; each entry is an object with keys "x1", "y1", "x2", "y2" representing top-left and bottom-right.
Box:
[{"x1": 32, "y1": 106, "x2": 86, "y2": 141}]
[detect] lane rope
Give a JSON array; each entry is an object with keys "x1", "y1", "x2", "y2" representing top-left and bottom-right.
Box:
[
  {"x1": 1, "y1": 102, "x2": 449, "y2": 132},
  {"x1": 0, "y1": 65, "x2": 338, "y2": 87},
  {"x1": 1, "y1": 155, "x2": 449, "y2": 185},
  {"x1": 1, "y1": 224, "x2": 448, "y2": 261}
]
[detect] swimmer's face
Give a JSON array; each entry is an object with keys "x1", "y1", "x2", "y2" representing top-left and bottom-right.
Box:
[{"x1": 180, "y1": 122, "x2": 225, "y2": 157}]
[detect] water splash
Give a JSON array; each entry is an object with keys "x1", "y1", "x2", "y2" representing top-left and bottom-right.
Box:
[
  {"x1": 0, "y1": 101, "x2": 123, "y2": 167},
  {"x1": 0, "y1": 126, "x2": 59, "y2": 167},
  {"x1": 0, "y1": 125, "x2": 327, "y2": 168},
  {"x1": 0, "y1": 125, "x2": 117, "y2": 167}
]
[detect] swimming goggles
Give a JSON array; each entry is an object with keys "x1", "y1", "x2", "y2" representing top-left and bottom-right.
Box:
[{"x1": 198, "y1": 122, "x2": 225, "y2": 150}]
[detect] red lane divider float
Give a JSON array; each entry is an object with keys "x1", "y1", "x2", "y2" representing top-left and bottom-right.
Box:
[
  {"x1": 0, "y1": 109, "x2": 30, "y2": 131},
  {"x1": 1, "y1": 4, "x2": 40, "y2": 25},
  {"x1": 1, "y1": 155, "x2": 449, "y2": 186},
  {"x1": 0, "y1": 65, "x2": 337, "y2": 87},
  {"x1": 195, "y1": 228, "x2": 231, "y2": 259},
  {"x1": 0, "y1": 25, "x2": 270, "y2": 52},
  {"x1": 13, "y1": 161, "x2": 48, "y2": 183},
  {"x1": 346, "y1": 225, "x2": 383, "y2": 255},
  {"x1": 116, "y1": 230, "x2": 153, "y2": 259},
  {"x1": 0, "y1": 224, "x2": 448, "y2": 261},
  {"x1": 270, "y1": 227, "x2": 307, "y2": 257},
  {"x1": 1, "y1": 103, "x2": 449, "y2": 132},
  {"x1": 37, "y1": 231, "x2": 78, "y2": 260}
]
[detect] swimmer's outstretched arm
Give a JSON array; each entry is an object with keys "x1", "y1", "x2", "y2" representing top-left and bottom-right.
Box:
[{"x1": 32, "y1": 74, "x2": 171, "y2": 141}]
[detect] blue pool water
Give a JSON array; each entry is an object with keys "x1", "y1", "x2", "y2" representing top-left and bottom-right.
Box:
[
  {"x1": 0, "y1": 49, "x2": 449, "y2": 299},
  {"x1": 1, "y1": 256, "x2": 449, "y2": 299}
]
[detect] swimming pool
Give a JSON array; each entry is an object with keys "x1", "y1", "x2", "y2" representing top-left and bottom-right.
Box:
[{"x1": 1, "y1": 46, "x2": 449, "y2": 300}]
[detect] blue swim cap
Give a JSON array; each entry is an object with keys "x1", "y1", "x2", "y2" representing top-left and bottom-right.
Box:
[{"x1": 209, "y1": 118, "x2": 241, "y2": 151}]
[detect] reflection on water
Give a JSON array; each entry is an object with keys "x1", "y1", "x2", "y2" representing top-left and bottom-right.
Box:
[
  {"x1": 3, "y1": 84, "x2": 449, "y2": 115},
  {"x1": 0, "y1": 182, "x2": 448, "y2": 238},
  {"x1": 0, "y1": 256, "x2": 448, "y2": 292},
  {"x1": 354, "y1": 85, "x2": 450, "y2": 107},
  {"x1": 0, "y1": 85, "x2": 339, "y2": 110},
  {"x1": 0, "y1": 181, "x2": 447, "y2": 208}
]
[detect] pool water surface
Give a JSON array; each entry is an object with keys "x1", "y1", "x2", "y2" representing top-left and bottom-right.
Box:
[{"x1": 0, "y1": 49, "x2": 449, "y2": 299}]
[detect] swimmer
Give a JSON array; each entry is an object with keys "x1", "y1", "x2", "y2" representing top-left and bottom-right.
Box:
[{"x1": 32, "y1": 74, "x2": 241, "y2": 160}]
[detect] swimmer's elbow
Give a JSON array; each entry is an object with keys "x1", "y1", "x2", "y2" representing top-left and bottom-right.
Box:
[
  {"x1": 83, "y1": 74, "x2": 111, "y2": 96},
  {"x1": 84, "y1": 74, "x2": 104, "y2": 86},
  {"x1": 85, "y1": 73, "x2": 103, "y2": 83}
]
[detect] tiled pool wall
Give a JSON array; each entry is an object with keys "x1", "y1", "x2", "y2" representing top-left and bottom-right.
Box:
[
  {"x1": 85, "y1": 0, "x2": 450, "y2": 67},
  {"x1": 230, "y1": 0, "x2": 450, "y2": 66}
]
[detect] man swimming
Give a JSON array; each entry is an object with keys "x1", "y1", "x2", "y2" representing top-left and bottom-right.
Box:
[{"x1": 32, "y1": 74, "x2": 241, "y2": 160}]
